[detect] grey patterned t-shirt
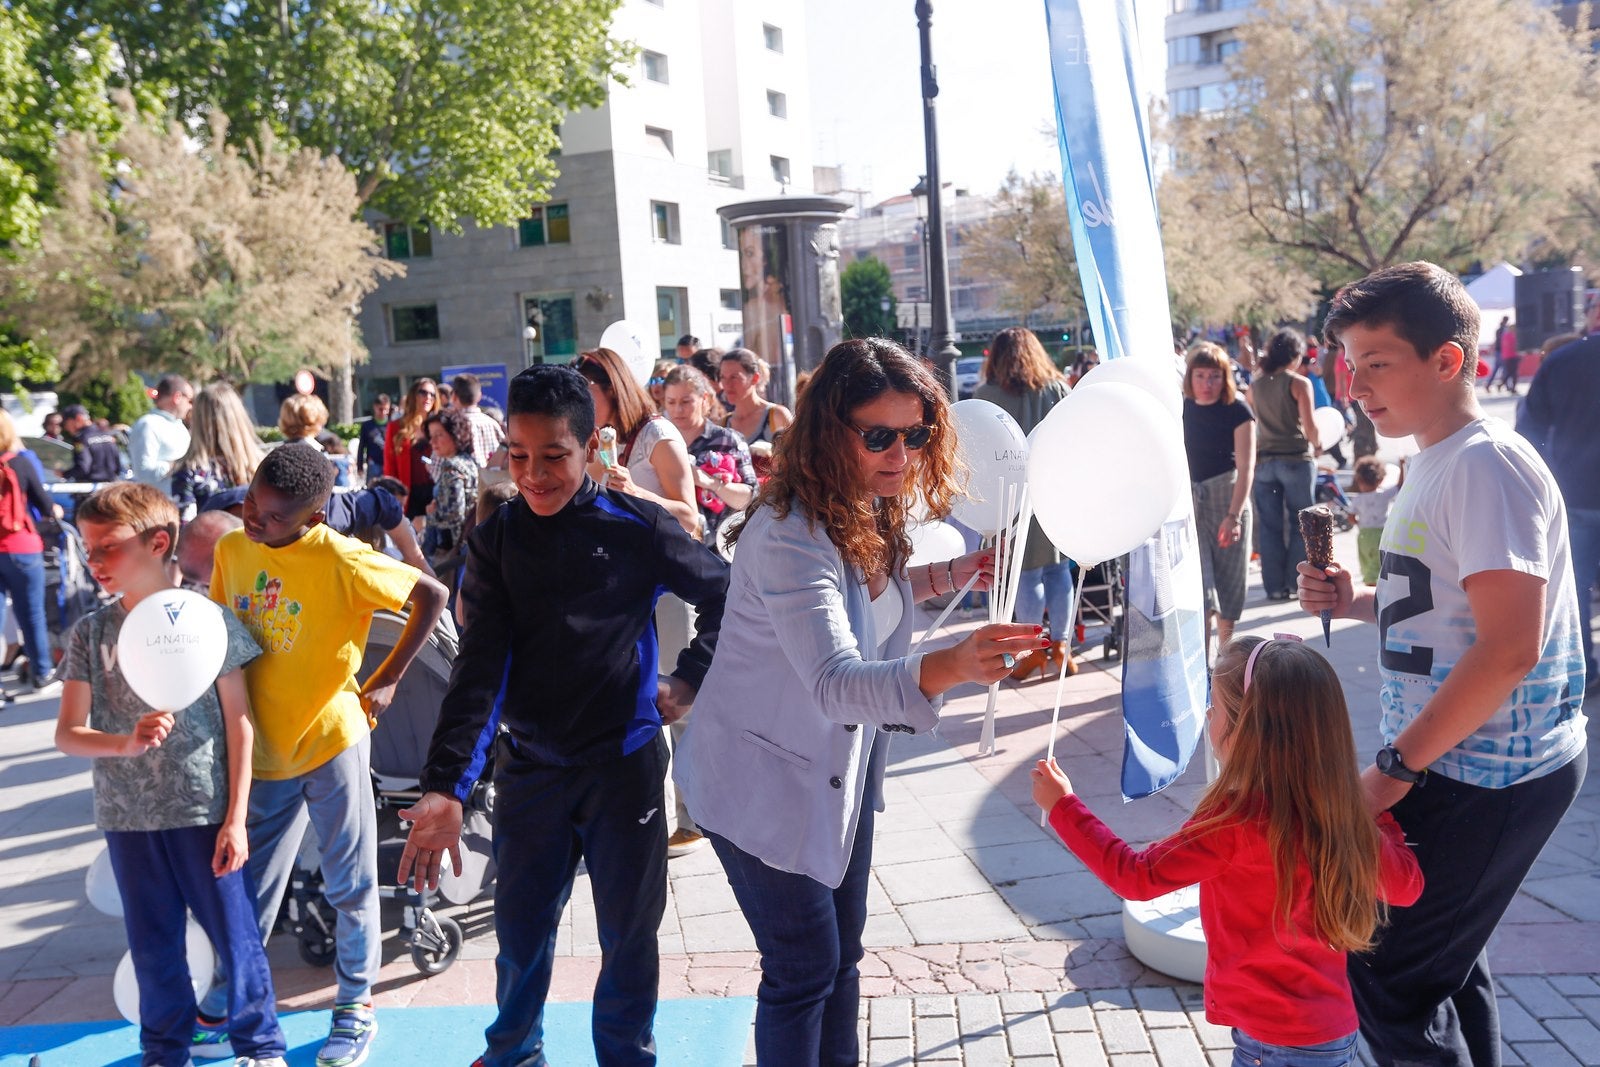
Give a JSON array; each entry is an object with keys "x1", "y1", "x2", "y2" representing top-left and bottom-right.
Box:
[{"x1": 62, "y1": 599, "x2": 262, "y2": 832}]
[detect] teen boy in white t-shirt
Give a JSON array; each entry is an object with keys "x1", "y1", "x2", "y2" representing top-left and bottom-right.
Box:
[{"x1": 1300, "y1": 261, "x2": 1586, "y2": 1067}]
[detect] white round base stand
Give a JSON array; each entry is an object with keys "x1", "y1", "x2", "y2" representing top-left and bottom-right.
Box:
[{"x1": 1123, "y1": 886, "x2": 1207, "y2": 983}]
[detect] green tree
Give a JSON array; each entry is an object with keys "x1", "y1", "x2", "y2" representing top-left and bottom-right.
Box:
[
  {"x1": 56, "y1": 372, "x2": 151, "y2": 426},
  {"x1": 965, "y1": 171, "x2": 1083, "y2": 323},
  {"x1": 52, "y1": 0, "x2": 631, "y2": 229},
  {"x1": 840, "y1": 257, "x2": 897, "y2": 339},
  {"x1": 1, "y1": 106, "x2": 398, "y2": 387},
  {"x1": 1176, "y1": 0, "x2": 1600, "y2": 283}
]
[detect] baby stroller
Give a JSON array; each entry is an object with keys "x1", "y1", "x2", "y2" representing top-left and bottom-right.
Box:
[
  {"x1": 1314, "y1": 469, "x2": 1356, "y2": 532},
  {"x1": 284, "y1": 609, "x2": 498, "y2": 976}
]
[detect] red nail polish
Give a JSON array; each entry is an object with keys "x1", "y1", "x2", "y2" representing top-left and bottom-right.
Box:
[
  {"x1": 1040, "y1": 637, "x2": 1050, "y2": 646},
  {"x1": 1034, "y1": 625, "x2": 1044, "y2": 633}
]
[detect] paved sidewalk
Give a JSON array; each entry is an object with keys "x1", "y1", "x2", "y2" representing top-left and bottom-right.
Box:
[{"x1": 1, "y1": 399, "x2": 1597, "y2": 1064}]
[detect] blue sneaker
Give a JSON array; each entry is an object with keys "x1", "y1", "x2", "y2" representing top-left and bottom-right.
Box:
[
  {"x1": 315, "y1": 1004, "x2": 377, "y2": 1067},
  {"x1": 192, "y1": 1018, "x2": 233, "y2": 1060}
]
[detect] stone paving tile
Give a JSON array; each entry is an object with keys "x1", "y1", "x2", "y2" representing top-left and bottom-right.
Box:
[
  {"x1": 1501, "y1": 974, "x2": 1585, "y2": 1018},
  {"x1": 1098, "y1": 1006, "x2": 1154, "y2": 1055},
  {"x1": 1055, "y1": 1030, "x2": 1112, "y2": 1067},
  {"x1": 898, "y1": 893, "x2": 1030, "y2": 944},
  {"x1": 1545, "y1": 1016, "x2": 1600, "y2": 1064},
  {"x1": 874, "y1": 856, "x2": 994, "y2": 906},
  {"x1": 1507, "y1": 1041, "x2": 1583, "y2": 1066},
  {"x1": 1150, "y1": 1027, "x2": 1210, "y2": 1067},
  {"x1": 1003, "y1": 1009, "x2": 1057, "y2": 1058}
]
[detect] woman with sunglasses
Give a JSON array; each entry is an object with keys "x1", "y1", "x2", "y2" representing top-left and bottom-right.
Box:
[
  {"x1": 674, "y1": 338, "x2": 1043, "y2": 1066},
  {"x1": 383, "y1": 378, "x2": 439, "y2": 520}
]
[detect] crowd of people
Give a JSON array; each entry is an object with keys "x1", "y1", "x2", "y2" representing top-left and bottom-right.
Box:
[{"x1": 19, "y1": 259, "x2": 1598, "y2": 1067}]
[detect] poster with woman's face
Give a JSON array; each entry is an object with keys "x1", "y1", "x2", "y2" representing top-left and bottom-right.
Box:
[{"x1": 739, "y1": 224, "x2": 791, "y2": 367}]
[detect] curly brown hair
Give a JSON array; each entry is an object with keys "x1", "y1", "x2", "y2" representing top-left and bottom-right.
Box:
[
  {"x1": 424, "y1": 408, "x2": 474, "y2": 457},
  {"x1": 729, "y1": 338, "x2": 963, "y2": 576}
]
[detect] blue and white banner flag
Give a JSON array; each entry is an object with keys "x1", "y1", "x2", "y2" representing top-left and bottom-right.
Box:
[{"x1": 1044, "y1": 0, "x2": 1208, "y2": 800}]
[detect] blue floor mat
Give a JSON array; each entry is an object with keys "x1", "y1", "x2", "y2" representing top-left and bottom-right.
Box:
[{"x1": 0, "y1": 998, "x2": 755, "y2": 1066}]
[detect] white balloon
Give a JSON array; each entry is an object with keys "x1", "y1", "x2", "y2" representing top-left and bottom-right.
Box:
[
  {"x1": 116, "y1": 590, "x2": 229, "y2": 712},
  {"x1": 1074, "y1": 357, "x2": 1183, "y2": 420},
  {"x1": 1374, "y1": 432, "x2": 1419, "y2": 463},
  {"x1": 713, "y1": 512, "x2": 740, "y2": 561},
  {"x1": 599, "y1": 320, "x2": 655, "y2": 386},
  {"x1": 1029, "y1": 382, "x2": 1188, "y2": 566},
  {"x1": 907, "y1": 520, "x2": 968, "y2": 566},
  {"x1": 1313, "y1": 407, "x2": 1347, "y2": 451},
  {"x1": 113, "y1": 918, "x2": 215, "y2": 1024},
  {"x1": 86, "y1": 846, "x2": 123, "y2": 917},
  {"x1": 949, "y1": 399, "x2": 1029, "y2": 534}
]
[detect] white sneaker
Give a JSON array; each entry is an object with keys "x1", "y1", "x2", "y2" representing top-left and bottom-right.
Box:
[{"x1": 235, "y1": 1058, "x2": 288, "y2": 1067}]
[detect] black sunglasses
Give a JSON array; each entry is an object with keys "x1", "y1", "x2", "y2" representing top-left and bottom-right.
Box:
[{"x1": 852, "y1": 424, "x2": 932, "y2": 452}]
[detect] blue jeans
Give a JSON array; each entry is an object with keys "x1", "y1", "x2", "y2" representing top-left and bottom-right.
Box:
[
  {"x1": 1013, "y1": 561, "x2": 1075, "y2": 637},
  {"x1": 1231, "y1": 1029, "x2": 1356, "y2": 1066},
  {"x1": 1567, "y1": 507, "x2": 1600, "y2": 682},
  {"x1": 107, "y1": 826, "x2": 285, "y2": 1067},
  {"x1": 0, "y1": 550, "x2": 50, "y2": 677},
  {"x1": 707, "y1": 804, "x2": 875, "y2": 1067},
  {"x1": 200, "y1": 736, "x2": 380, "y2": 1016},
  {"x1": 1252, "y1": 457, "x2": 1315, "y2": 596}
]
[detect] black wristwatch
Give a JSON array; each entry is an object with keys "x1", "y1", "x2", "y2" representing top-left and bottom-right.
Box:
[{"x1": 1376, "y1": 744, "x2": 1425, "y2": 787}]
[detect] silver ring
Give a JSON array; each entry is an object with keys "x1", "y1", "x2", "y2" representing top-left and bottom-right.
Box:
[{"x1": 1001, "y1": 653, "x2": 1016, "y2": 669}]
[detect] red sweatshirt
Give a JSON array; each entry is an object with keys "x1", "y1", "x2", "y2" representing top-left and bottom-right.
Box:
[{"x1": 1049, "y1": 795, "x2": 1423, "y2": 1046}]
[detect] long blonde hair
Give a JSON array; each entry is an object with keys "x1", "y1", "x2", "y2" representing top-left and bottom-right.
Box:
[
  {"x1": 729, "y1": 338, "x2": 963, "y2": 576},
  {"x1": 1192, "y1": 637, "x2": 1386, "y2": 952},
  {"x1": 181, "y1": 382, "x2": 263, "y2": 486},
  {"x1": 0, "y1": 410, "x2": 19, "y2": 453}
]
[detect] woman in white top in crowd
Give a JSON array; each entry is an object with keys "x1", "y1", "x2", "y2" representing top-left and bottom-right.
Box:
[
  {"x1": 675, "y1": 338, "x2": 1042, "y2": 1065},
  {"x1": 574, "y1": 347, "x2": 698, "y2": 537},
  {"x1": 719, "y1": 347, "x2": 793, "y2": 448}
]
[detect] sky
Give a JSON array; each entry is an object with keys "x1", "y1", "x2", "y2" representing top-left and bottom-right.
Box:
[{"x1": 803, "y1": 0, "x2": 1063, "y2": 207}]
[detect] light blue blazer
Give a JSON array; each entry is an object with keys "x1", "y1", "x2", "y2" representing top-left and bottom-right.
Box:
[{"x1": 673, "y1": 504, "x2": 941, "y2": 888}]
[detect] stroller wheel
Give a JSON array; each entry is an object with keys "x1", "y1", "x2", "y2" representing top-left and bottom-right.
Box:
[
  {"x1": 298, "y1": 931, "x2": 337, "y2": 967},
  {"x1": 410, "y1": 912, "x2": 463, "y2": 975}
]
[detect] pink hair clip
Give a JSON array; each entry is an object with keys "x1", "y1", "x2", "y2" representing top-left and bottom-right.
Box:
[{"x1": 1243, "y1": 633, "x2": 1304, "y2": 693}]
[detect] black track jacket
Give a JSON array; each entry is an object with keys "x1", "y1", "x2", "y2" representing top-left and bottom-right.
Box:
[{"x1": 419, "y1": 478, "x2": 728, "y2": 799}]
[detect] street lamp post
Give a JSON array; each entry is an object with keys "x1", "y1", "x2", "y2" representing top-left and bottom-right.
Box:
[{"x1": 915, "y1": 0, "x2": 961, "y2": 396}]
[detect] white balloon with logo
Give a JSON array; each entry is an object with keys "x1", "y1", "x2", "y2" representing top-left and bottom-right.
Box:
[
  {"x1": 116, "y1": 590, "x2": 229, "y2": 712},
  {"x1": 949, "y1": 399, "x2": 1029, "y2": 534},
  {"x1": 599, "y1": 321, "x2": 655, "y2": 387}
]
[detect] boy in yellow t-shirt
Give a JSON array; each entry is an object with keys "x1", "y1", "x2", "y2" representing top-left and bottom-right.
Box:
[{"x1": 200, "y1": 444, "x2": 447, "y2": 1067}]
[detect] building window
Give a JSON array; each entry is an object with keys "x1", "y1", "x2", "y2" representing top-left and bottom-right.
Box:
[
  {"x1": 770, "y1": 155, "x2": 790, "y2": 185},
  {"x1": 382, "y1": 222, "x2": 432, "y2": 260},
  {"x1": 656, "y1": 288, "x2": 687, "y2": 357},
  {"x1": 1216, "y1": 38, "x2": 1242, "y2": 61},
  {"x1": 720, "y1": 288, "x2": 743, "y2": 311},
  {"x1": 720, "y1": 216, "x2": 736, "y2": 250},
  {"x1": 766, "y1": 90, "x2": 787, "y2": 118},
  {"x1": 707, "y1": 149, "x2": 733, "y2": 182},
  {"x1": 645, "y1": 126, "x2": 675, "y2": 157},
  {"x1": 1170, "y1": 88, "x2": 1199, "y2": 115},
  {"x1": 1167, "y1": 35, "x2": 1202, "y2": 66},
  {"x1": 519, "y1": 203, "x2": 571, "y2": 247},
  {"x1": 523, "y1": 293, "x2": 576, "y2": 363},
  {"x1": 903, "y1": 243, "x2": 922, "y2": 270},
  {"x1": 763, "y1": 23, "x2": 783, "y2": 52},
  {"x1": 642, "y1": 50, "x2": 668, "y2": 84},
  {"x1": 651, "y1": 201, "x2": 681, "y2": 244},
  {"x1": 389, "y1": 303, "x2": 440, "y2": 344}
]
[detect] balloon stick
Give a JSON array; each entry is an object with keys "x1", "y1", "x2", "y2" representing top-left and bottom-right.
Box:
[
  {"x1": 1041, "y1": 568, "x2": 1089, "y2": 824},
  {"x1": 910, "y1": 568, "x2": 984, "y2": 655}
]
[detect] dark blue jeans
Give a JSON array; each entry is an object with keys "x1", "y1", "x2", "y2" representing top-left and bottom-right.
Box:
[
  {"x1": 1231, "y1": 1029, "x2": 1356, "y2": 1066},
  {"x1": 106, "y1": 825, "x2": 285, "y2": 1067},
  {"x1": 0, "y1": 550, "x2": 50, "y2": 677},
  {"x1": 485, "y1": 736, "x2": 667, "y2": 1067},
  {"x1": 707, "y1": 804, "x2": 875, "y2": 1067},
  {"x1": 1567, "y1": 507, "x2": 1600, "y2": 683},
  {"x1": 1252, "y1": 457, "x2": 1315, "y2": 596}
]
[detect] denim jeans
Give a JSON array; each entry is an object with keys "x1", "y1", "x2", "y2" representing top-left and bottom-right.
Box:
[
  {"x1": 1231, "y1": 1029, "x2": 1356, "y2": 1066},
  {"x1": 200, "y1": 736, "x2": 380, "y2": 1016},
  {"x1": 0, "y1": 550, "x2": 51, "y2": 676},
  {"x1": 1252, "y1": 457, "x2": 1315, "y2": 596},
  {"x1": 1567, "y1": 507, "x2": 1600, "y2": 682},
  {"x1": 1013, "y1": 561, "x2": 1075, "y2": 637},
  {"x1": 108, "y1": 826, "x2": 285, "y2": 1066},
  {"x1": 707, "y1": 803, "x2": 875, "y2": 1067}
]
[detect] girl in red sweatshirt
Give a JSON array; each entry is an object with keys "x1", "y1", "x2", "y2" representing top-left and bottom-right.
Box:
[{"x1": 1032, "y1": 635, "x2": 1423, "y2": 1066}]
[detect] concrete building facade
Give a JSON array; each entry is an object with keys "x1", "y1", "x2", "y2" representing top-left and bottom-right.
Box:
[{"x1": 352, "y1": 0, "x2": 815, "y2": 400}]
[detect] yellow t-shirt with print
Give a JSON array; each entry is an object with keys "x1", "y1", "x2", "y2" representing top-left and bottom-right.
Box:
[{"x1": 210, "y1": 523, "x2": 419, "y2": 780}]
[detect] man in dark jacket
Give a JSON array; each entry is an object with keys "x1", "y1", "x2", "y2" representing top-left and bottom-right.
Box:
[
  {"x1": 1519, "y1": 332, "x2": 1600, "y2": 692},
  {"x1": 398, "y1": 365, "x2": 727, "y2": 1067},
  {"x1": 61, "y1": 405, "x2": 123, "y2": 483}
]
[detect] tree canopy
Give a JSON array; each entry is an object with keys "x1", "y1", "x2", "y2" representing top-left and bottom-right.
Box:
[
  {"x1": 1176, "y1": 0, "x2": 1600, "y2": 284},
  {"x1": 841, "y1": 257, "x2": 898, "y2": 339},
  {"x1": 1, "y1": 106, "x2": 397, "y2": 387},
  {"x1": 50, "y1": 0, "x2": 631, "y2": 228},
  {"x1": 965, "y1": 171, "x2": 1082, "y2": 325}
]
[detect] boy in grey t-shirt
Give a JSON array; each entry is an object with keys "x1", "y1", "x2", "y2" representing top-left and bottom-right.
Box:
[
  {"x1": 55, "y1": 484, "x2": 286, "y2": 1067},
  {"x1": 1302, "y1": 263, "x2": 1586, "y2": 1066}
]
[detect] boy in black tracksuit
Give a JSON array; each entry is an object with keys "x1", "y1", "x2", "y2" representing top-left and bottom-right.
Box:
[{"x1": 398, "y1": 366, "x2": 727, "y2": 1067}]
